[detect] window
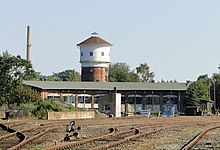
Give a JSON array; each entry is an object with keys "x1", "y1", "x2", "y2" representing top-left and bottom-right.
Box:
[
  {"x1": 104, "y1": 105, "x2": 110, "y2": 111},
  {"x1": 90, "y1": 68, "x2": 93, "y2": 72},
  {"x1": 90, "y1": 52, "x2": 93, "y2": 56},
  {"x1": 101, "y1": 52, "x2": 104, "y2": 56},
  {"x1": 81, "y1": 52, "x2": 83, "y2": 56}
]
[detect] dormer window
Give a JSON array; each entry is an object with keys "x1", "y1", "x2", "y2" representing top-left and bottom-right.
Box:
[{"x1": 90, "y1": 52, "x2": 93, "y2": 56}]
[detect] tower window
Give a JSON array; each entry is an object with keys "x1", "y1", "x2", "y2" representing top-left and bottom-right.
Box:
[
  {"x1": 81, "y1": 52, "x2": 83, "y2": 56},
  {"x1": 101, "y1": 52, "x2": 104, "y2": 56},
  {"x1": 90, "y1": 52, "x2": 93, "y2": 56}
]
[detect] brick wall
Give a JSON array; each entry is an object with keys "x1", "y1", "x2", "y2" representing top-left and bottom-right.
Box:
[{"x1": 81, "y1": 67, "x2": 108, "y2": 82}]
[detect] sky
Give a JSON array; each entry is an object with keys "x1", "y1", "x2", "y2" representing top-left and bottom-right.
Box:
[{"x1": 0, "y1": 0, "x2": 220, "y2": 82}]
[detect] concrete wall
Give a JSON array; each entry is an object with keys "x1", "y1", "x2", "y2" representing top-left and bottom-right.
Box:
[
  {"x1": 98, "y1": 93, "x2": 121, "y2": 117},
  {"x1": 98, "y1": 94, "x2": 112, "y2": 114},
  {"x1": 113, "y1": 93, "x2": 121, "y2": 117},
  {"x1": 48, "y1": 111, "x2": 95, "y2": 120}
]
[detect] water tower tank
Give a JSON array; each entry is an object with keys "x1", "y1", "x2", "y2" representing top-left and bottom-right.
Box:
[{"x1": 77, "y1": 33, "x2": 112, "y2": 82}]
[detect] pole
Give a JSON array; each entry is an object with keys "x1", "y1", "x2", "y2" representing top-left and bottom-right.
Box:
[
  {"x1": 26, "y1": 26, "x2": 31, "y2": 62},
  {"x1": 211, "y1": 78, "x2": 217, "y2": 112}
]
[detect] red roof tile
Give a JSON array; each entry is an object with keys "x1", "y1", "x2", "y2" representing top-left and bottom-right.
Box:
[{"x1": 77, "y1": 35, "x2": 112, "y2": 46}]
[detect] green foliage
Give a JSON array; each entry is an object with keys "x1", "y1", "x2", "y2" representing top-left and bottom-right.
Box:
[
  {"x1": 32, "y1": 99, "x2": 75, "y2": 119},
  {"x1": 14, "y1": 85, "x2": 40, "y2": 105},
  {"x1": 0, "y1": 51, "x2": 37, "y2": 106},
  {"x1": 35, "y1": 69, "x2": 81, "y2": 81},
  {"x1": 33, "y1": 99, "x2": 61, "y2": 119},
  {"x1": 53, "y1": 69, "x2": 81, "y2": 81},
  {"x1": 186, "y1": 78, "x2": 210, "y2": 107},
  {"x1": 109, "y1": 62, "x2": 140, "y2": 82},
  {"x1": 65, "y1": 104, "x2": 76, "y2": 111},
  {"x1": 17, "y1": 102, "x2": 37, "y2": 113},
  {"x1": 136, "y1": 63, "x2": 155, "y2": 82}
]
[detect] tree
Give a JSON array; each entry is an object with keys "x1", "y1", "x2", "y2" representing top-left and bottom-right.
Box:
[
  {"x1": 136, "y1": 63, "x2": 154, "y2": 82},
  {"x1": 52, "y1": 69, "x2": 81, "y2": 81},
  {"x1": 185, "y1": 78, "x2": 210, "y2": 107},
  {"x1": 35, "y1": 69, "x2": 81, "y2": 81},
  {"x1": 14, "y1": 85, "x2": 40, "y2": 106},
  {"x1": 0, "y1": 51, "x2": 36, "y2": 106},
  {"x1": 109, "y1": 62, "x2": 139, "y2": 82}
]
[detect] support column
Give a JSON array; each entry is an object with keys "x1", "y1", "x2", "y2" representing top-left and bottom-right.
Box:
[
  {"x1": 134, "y1": 93, "x2": 137, "y2": 113},
  {"x1": 91, "y1": 94, "x2": 95, "y2": 109},
  {"x1": 125, "y1": 93, "x2": 129, "y2": 113},
  {"x1": 112, "y1": 92, "x2": 121, "y2": 117},
  {"x1": 178, "y1": 92, "x2": 181, "y2": 114},
  {"x1": 142, "y1": 93, "x2": 146, "y2": 110},
  {"x1": 160, "y1": 92, "x2": 163, "y2": 112},
  {"x1": 75, "y1": 94, "x2": 78, "y2": 108}
]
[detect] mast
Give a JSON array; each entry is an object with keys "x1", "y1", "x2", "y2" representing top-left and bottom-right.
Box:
[{"x1": 26, "y1": 25, "x2": 31, "y2": 62}]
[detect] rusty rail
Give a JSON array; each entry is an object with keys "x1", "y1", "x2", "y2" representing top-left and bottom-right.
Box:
[
  {"x1": 91, "y1": 127, "x2": 166, "y2": 150},
  {"x1": 8, "y1": 126, "x2": 57, "y2": 150},
  {"x1": 91, "y1": 129, "x2": 141, "y2": 150},
  {"x1": 46, "y1": 127, "x2": 162, "y2": 150},
  {"x1": 181, "y1": 125, "x2": 220, "y2": 150},
  {"x1": 46, "y1": 128, "x2": 119, "y2": 150},
  {"x1": 0, "y1": 124, "x2": 56, "y2": 140}
]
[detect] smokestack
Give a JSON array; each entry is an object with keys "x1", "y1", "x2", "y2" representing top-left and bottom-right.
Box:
[{"x1": 26, "y1": 25, "x2": 31, "y2": 62}]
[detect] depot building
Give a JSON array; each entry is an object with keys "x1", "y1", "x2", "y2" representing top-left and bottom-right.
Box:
[{"x1": 24, "y1": 33, "x2": 188, "y2": 117}]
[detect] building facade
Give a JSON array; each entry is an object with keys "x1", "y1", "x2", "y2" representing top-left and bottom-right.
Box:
[
  {"x1": 77, "y1": 32, "x2": 112, "y2": 82},
  {"x1": 24, "y1": 81, "x2": 187, "y2": 115}
]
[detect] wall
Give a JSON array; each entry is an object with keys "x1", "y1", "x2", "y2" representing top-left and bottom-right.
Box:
[
  {"x1": 80, "y1": 45, "x2": 110, "y2": 64},
  {"x1": 81, "y1": 67, "x2": 108, "y2": 82},
  {"x1": 98, "y1": 93, "x2": 121, "y2": 117},
  {"x1": 48, "y1": 111, "x2": 95, "y2": 120}
]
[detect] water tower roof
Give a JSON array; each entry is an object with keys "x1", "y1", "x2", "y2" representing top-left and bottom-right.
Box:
[{"x1": 77, "y1": 34, "x2": 112, "y2": 46}]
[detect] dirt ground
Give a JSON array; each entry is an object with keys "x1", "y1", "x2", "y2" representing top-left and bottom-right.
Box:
[{"x1": 1, "y1": 115, "x2": 220, "y2": 150}]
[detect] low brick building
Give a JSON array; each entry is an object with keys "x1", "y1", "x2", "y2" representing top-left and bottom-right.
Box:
[{"x1": 24, "y1": 81, "x2": 187, "y2": 116}]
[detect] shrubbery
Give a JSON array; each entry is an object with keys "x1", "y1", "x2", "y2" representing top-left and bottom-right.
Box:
[
  {"x1": 5, "y1": 98, "x2": 76, "y2": 119},
  {"x1": 32, "y1": 98, "x2": 75, "y2": 119}
]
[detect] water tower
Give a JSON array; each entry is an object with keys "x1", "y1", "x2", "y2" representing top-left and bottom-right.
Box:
[{"x1": 77, "y1": 33, "x2": 112, "y2": 82}]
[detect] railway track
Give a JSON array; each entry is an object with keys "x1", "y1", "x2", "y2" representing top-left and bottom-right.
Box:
[
  {"x1": 1, "y1": 116, "x2": 220, "y2": 149},
  {"x1": 46, "y1": 127, "x2": 143, "y2": 150},
  {"x1": 0, "y1": 123, "x2": 63, "y2": 150},
  {"x1": 46, "y1": 123, "x2": 170, "y2": 150},
  {"x1": 181, "y1": 125, "x2": 220, "y2": 150}
]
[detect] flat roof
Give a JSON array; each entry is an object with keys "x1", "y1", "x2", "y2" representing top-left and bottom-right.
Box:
[{"x1": 24, "y1": 81, "x2": 187, "y2": 91}]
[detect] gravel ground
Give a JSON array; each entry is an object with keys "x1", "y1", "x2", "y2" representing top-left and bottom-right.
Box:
[
  {"x1": 193, "y1": 127, "x2": 220, "y2": 149},
  {"x1": 1, "y1": 116, "x2": 220, "y2": 150}
]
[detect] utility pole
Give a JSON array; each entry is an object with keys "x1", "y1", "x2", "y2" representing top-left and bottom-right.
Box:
[
  {"x1": 26, "y1": 26, "x2": 31, "y2": 62},
  {"x1": 212, "y1": 78, "x2": 216, "y2": 111}
]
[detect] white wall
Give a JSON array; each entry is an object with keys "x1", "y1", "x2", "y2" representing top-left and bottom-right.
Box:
[
  {"x1": 80, "y1": 44, "x2": 110, "y2": 67},
  {"x1": 114, "y1": 93, "x2": 121, "y2": 117}
]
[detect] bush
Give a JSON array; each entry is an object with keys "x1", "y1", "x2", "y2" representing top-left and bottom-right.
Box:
[
  {"x1": 15, "y1": 85, "x2": 40, "y2": 105},
  {"x1": 18, "y1": 102, "x2": 37, "y2": 112},
  {"x1": 33, "y1": 99, "x2": 63, "y2": 119},
  {"x1": 8, "y1": 98, "x2": 76, "y2": 119}
]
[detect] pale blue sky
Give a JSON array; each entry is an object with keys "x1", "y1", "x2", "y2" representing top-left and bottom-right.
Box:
[{"x1": 1, "y1": 0, "x2": 220, "y2": 82}]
